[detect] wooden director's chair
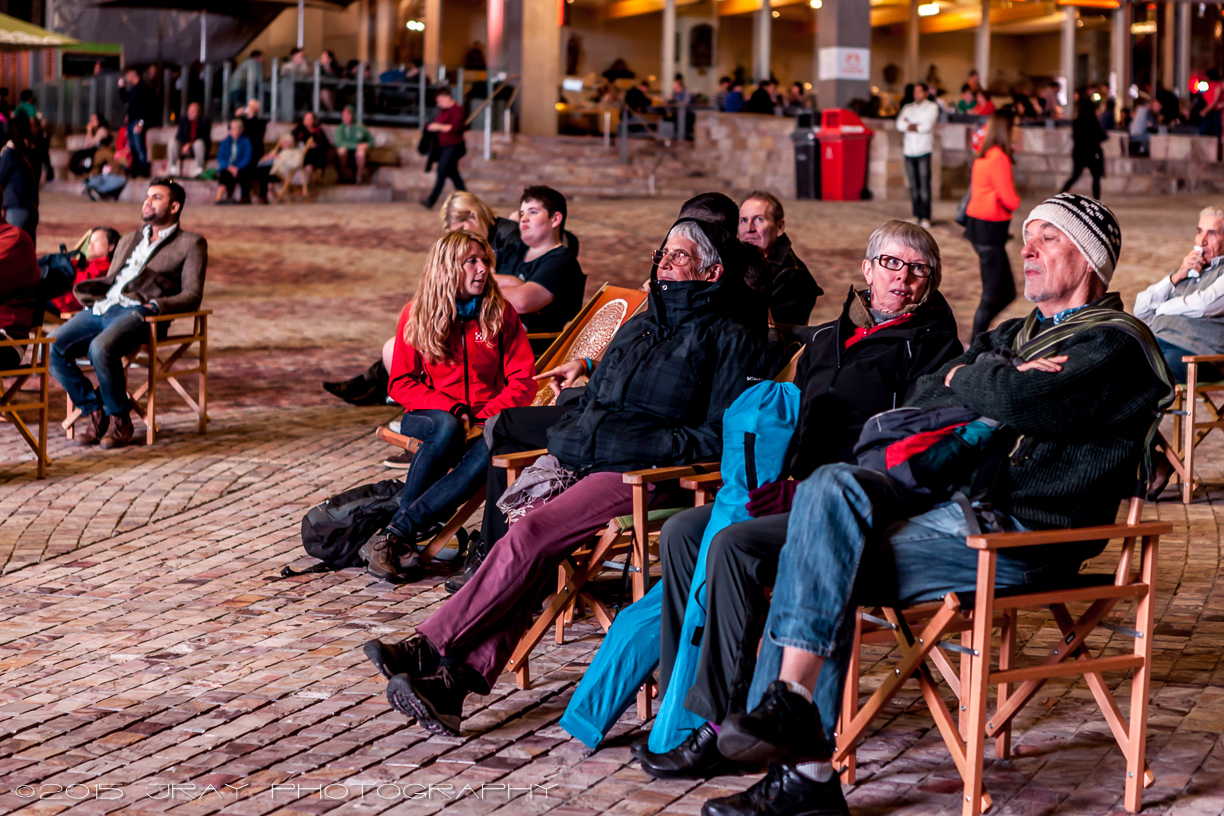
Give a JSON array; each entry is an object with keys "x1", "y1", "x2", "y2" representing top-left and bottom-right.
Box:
[
  {"x1": 1165, "y1": 353, "x2": 1224, "y2": 503},
  {"x1": 833, "y1": 495, "x2": 1168, "y2": 816},
  {"x1": 374, "y1": 284, "x2": 649, "y2": 566},
  {"x1": 63, "y1": 310, "x2": 210, "y2": 445},
  {"x1": 1, "y1": 330, "x2": 54, "y2": 478}
]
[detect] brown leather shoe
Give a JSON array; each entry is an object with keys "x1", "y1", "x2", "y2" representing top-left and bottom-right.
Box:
[
  {"x1": 363, "y1": 533, "x2": 410, "y2": 583},
  {"x1": 74, "y1": 409, "x2": 109, "y2": 446},
  {"x1": 99, "y1": 412, "x2": 134, "y2": 449}
]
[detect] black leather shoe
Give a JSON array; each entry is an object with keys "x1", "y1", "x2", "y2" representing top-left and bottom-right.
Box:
[
  {"x1": 638, "y1": 723, "x2": 756, "y2": 779},
  {"x1": 444, "y1": 546, "x2": 485, "y2": 595},
  {"x1": 363, "y1": 634, "x2": 439, "y2": 680},
  {"x1": 702, "y1": 763, "x2": 849, "y2": 816},
  {"x1": 717, "y1": 681, "x2": 832, "y2": 765}
]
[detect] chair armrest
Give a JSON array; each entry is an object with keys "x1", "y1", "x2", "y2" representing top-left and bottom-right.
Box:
[
  {"x1": 1183, "y1": 354, "x2": 1224, "y2": 364},
  {"x1": 375, "y1": 426, "x2": 411, "y2": 450},
  {"x1": 145, "y1": 309, "x2": 212, "y2": 324},
  {"x1": 492, "y1": 449, "x2": 547, "y2": 469},
  {"x1": 966, "y1": 520, "x2": 1172, "y2": 550},
  {"x1": 0, "y1": 335, "x2": 53, "y2": 348},
  {"x1": 679, "y1": 472, "x2": 724, "y2": 492},
  {"x1": 623, "y1": 462, "x2": 718, "y2": 485},
  {"x1": 526, "y1": 332, "x2": 562, "y2": 341}
]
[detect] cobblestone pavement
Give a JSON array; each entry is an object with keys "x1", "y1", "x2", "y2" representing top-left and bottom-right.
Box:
[{"x1": 1, "y1": 192, "x2": 1223, "y2": 815}]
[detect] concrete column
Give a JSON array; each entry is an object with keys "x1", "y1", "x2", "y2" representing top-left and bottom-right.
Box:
[
  {"x1": 1162, "y1": 1, "x2": 1174, "y2": 92},
  {"x1": 814, "y1": 0, "x2": 871, "y2": 109},
  {"x1": 1176, "y1": 0, "x2": 1190, "y2": 99},
  {"x1": 975, "y1": 0, "x2": 990, "y2": 87},
  {"x1": 357, "y1": 0, "x2": 370, "y2": 65},
  {"x1": 488, "y1": 0, "x2": 504, "y2": 75},
  {"x1": 906, "y1": 0, "x2": 920, "y2": 85},
  {"x1": 424, "y1": 0, "x2": 442, "y2": 80},
  {"x1": 374, "y1": 0, "x2": 393, "y2": 74},
  {"x1": 520, "y1": 0, "x2": 560, "y2": 135},
  {"x1": 753, "y1": 0, "x2": 772, "y2": 83},
  {"x1": 1111, "y1": 4, "x2": 1130, "y2": 122},
  {"x1": 663, "y1": 0, "x2": 676, "y2": 93},
  {"x1": 1060, "y1": 6, "x2": 1075, "y2": 117}
]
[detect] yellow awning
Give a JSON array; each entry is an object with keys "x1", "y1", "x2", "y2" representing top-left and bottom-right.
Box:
[{"x1": 0, "y1": 12, "x2": 78, "y2": 52}]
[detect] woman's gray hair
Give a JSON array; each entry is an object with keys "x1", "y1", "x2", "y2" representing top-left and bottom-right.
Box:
[
  {"x1": 864, "y1": 219, "x2": 942, "y2": 291},
  {"x1": 668, "y1": 220, "x2": 721, "y2": 273}
]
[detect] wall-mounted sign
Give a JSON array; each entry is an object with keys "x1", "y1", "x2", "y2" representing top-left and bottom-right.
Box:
[{"x1": 818, "y1": 47, "x2": 871, "y2": 82}]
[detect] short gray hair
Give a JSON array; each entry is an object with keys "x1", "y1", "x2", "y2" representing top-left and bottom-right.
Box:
[
  {"x1": 1201, "y1": 205, "x2": 1224, "y2": 222},
  {"x1": 864, "y1": 219, "x2": 942, "y2": 290},
  {"x1": 667, "y1": 221, "x2": 721, "y2": 272}
]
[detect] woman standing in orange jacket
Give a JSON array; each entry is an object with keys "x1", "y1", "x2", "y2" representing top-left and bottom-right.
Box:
[{"x1": 964, "y1": 110, "x2": 1021, "y2": 339}]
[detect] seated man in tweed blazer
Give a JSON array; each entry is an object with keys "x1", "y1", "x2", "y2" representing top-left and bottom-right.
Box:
[{"x1": 50, "y1": 177, "x2": 207, "y2": 450}]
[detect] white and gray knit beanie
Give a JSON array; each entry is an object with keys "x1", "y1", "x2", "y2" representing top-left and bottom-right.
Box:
[{"x1": 1022, "y1": 193, "x2": 1122, "y2": 286}]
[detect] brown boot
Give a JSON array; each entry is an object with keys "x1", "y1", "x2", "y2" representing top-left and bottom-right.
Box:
[
  {"x1": 74, "y1": 409, "x2": 109, "y2": 446},
  {"x1": 99, "y1": 412, "x2": 134, "y2": 449},
  {"x1": 362, "y1": 533, "x2": 411, "y2": 584}
]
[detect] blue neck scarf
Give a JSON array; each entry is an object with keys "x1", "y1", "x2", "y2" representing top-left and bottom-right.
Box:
[
  {"x1": 455, "y1": 294, "x2": 483, "y2": 320},
  {"x1": 1036, "y1": 303, "x2": 1089, "y2": 326}
]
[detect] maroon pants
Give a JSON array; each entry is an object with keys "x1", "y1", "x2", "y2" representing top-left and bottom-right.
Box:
[{"x1": 417, "y1": 471, "x2": 647, "y2": 689}]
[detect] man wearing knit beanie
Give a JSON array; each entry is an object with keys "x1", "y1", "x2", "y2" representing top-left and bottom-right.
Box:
[{"x1": 701, "y1": 193, "x2": 1174, "y2": 816}]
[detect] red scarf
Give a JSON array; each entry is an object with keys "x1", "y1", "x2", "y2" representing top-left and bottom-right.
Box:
[{"x1": 844, "y1": 313, "x2": 913, "y2": 349}]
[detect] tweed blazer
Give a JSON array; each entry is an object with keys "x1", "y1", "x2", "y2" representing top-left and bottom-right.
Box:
[{"x1": 74, "y1": 226, "x2": 207, "y2": 315}]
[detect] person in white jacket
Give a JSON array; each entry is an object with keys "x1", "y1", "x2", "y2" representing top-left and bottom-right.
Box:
[
  {"x1": 896, "y1": 83, "x2": 940, "y2": 229},
  {"x1": 1134, "y1": 205, "x2": 1224, "y2": 381}
]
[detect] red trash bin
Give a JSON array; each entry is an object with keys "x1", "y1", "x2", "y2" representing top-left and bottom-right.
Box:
[{"x1": 819, "y1": 108, "x2": 874, "y2": 201}]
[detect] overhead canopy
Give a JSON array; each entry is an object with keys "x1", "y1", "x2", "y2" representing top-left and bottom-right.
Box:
[{"x1": 0, "y1": 11, "x2": 79, "y2": 51}]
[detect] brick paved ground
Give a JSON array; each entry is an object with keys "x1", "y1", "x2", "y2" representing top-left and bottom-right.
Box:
[{"x1": 1, "y1": 191, "x2": 1224, "y2": 815}]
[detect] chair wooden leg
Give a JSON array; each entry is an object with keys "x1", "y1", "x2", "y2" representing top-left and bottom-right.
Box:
[
  {"x1": 962, "y1": 551, "x2": 996, "y2": 816},
  {"x1": 1125, "y1": 536, "x2": 1158, "y2": 812},
  {"x1": 1183, "y1": 364, "x2": 1198, "y2": 504},
  {"x1": 836, "y1": 611, "x2": 863, "y2": 785},
  {"x1": 198, "y1": 315, "x2": 208, "y2": 433},
  {"x1": 145, "y1": 332, "x2": 157, "y2": 445},
  {"x1": 36, "y1": 349, "x2": 48, "y2": 479},
  {"x1": 632, "y1": 484, "x2": 649, "y2": 600},
  {"x1": 555, "y1": 564, "x2": 568, "y2": 645},
  {"x1": 995, "y1": 609, "x2": 1015, "y2": 761}
]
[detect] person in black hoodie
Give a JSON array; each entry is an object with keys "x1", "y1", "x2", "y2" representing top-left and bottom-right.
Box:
[
  {"x1": 362, "y1": 217, "x2": 770, "y2": 737},
  {"x1": 637, "y1": 219, "x2": 962, "y2": 780},
  {"x1": 738, "y1": 191, "x2": 822, "y2": 325}
]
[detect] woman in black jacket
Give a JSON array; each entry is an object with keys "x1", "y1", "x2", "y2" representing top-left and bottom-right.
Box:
[
  {"x1": 0, "y1": 114, "x2": 40, "y2": 243},
  {"x1": 1061, "y1": 98, "x2": 1108, "y2": 200}
]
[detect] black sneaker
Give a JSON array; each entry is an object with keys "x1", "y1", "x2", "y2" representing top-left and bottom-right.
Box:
[
  {"x1": 383, "y1": 450, "x2": 414, "y2": 469},
  {"x1": 702, "y1": 763, "x2": 849, "y2": 816},
  {"x1": 363, "y1": 634, "x2": 439, "y2": 680},
  {"x1": 444, "y1": 546, "x2": 485, "y2": 595},
  {"x1": 386, "y1": 668, "x2": 468, "y2": 736},
  {"x1": 637, "y1": 723, "x2": 756, "y2": 779},
  {"x1": 717, "y1": 681, "x2": 832, "y2": 765}
]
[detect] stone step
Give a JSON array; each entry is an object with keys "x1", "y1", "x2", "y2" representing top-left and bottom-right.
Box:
[{"x1": 45, "y1": 176, "x2": 393, "y2": 204}]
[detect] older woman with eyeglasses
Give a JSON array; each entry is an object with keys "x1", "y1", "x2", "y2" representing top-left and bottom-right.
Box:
[
  {"x1": 634, "y1": 219, "x2": 963, "y2": 778},
  {"x1": 362, "y1": 217, "x2": 771, "y2": 737}
]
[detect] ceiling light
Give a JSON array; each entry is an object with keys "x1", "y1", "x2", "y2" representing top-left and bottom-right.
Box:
[
  {"x1": 1130, "y1": 20, "x2": 1157, "y2": 34},
  {"x1": 771, "y1": 9, "x2": 780, "y2": 16},
  {"x1": 406, "y1": 19, "x2": 424, "y2": 31},
  {"x1": 809, "y1": 0, "x2": 821, "y2": 7},
  {"x1": 918, "y1": 2, "x2": 940, "y2": 17}
]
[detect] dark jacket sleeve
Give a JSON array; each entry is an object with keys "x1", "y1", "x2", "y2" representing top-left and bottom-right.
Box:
[
  {"x1": 945, "y1": 328, "x2": 1164, "y2": 438},
  {"x1": 584, "y1": 329, "x2": 764, "y2": 468},
  {"x1": 155, "y1": 234, "x2": 208, "y2": 314}
]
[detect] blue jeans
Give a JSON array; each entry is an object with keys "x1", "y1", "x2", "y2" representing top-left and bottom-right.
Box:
[
  {"x1": 1157, "y1": 338, "x2": 1221, "y2": 384},
  {"x1": 745, "y1": 463, "x2": 1058, "y2": 738},
  {"x1": 50, "y1": 306, "x2": 153, "y2": 416},
  {"x1": 127, "y1": 122, "x2": 148, "y2": 170},
  {"x1": 385, "y1": 409, "x2": 489, "y2": 540}
]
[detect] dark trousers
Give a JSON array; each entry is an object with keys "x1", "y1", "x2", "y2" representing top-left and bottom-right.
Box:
[
  {"x1": 903, "y1": 153, "x2": 932, "y2": 221},
  {"x1": 127, "y1": 123, "x2": 149, "y2": 174},
  {"x1": 659, "y1": 504, "x2": 790, "y2": 724},
  {"x1": 217, "y1": 167, "x2": 252, "y2": 200},
  {"x1": 386, "y1": 409, "x2": 487, "y2": 540},
  {"x1": 971, "y1": 242, "x2": 1016, "y2": 340},
  {"x1": 1157, "y1": 338, "x2": 1222, "y2": 384},
  {"x1": 1061, "y1": 159, "x2": 1102, "y2": 200},
  {"x1": 427, "y1": 144, "x2": 466, "y2": 207},
  {"x1": 478, "y1": 404, "x2": 571, "y2": 556}
]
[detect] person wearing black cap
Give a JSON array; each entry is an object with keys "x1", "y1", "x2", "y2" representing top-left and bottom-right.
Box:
[{"x1": 363, "y1": 215, "x2": 770, "y2": 737}]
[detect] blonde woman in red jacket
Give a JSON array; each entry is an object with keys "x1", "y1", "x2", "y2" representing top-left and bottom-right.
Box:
[
  {"x1": 366, "y1": 230, "x2": 537, "y2": 584},
  {"x1": 964, "y1": 109, "x2": 1021, "y2": 339}
]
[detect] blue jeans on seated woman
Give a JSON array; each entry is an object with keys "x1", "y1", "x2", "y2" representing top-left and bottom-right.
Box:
[{"x1": 385, "y1": 409, "x2": 490, "y2": 541}]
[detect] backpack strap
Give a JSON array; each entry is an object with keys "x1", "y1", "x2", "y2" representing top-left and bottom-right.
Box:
[{"x1": 279, "y1": 561, "x2": 340, "y2": 578}]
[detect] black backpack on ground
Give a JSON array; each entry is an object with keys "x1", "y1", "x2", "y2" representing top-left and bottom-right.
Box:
[{"x1": 280, "y1": 479, "x2": 404, "y2": 577}]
